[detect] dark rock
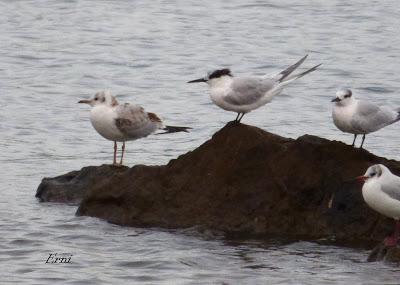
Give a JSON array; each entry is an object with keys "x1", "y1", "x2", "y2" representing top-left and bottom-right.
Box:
[
  {"x1": 73, "y1": 123, "x2": 400, "y2": 244},
  {"x1": 368, "y1": 243, "x2": 400, "y2": 263},
  {"x1": 36, "y1": 165, "x2": 128, "y2": 204},
  {"x1": 36, "y1": 122, "x2": 400, "y2": 246}
]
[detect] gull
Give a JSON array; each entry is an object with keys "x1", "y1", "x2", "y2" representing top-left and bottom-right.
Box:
[
  {"x1": 332, "y1": 89, "x2": 400, "y2": 148},
  {"x1": 357, "y1": 164, "x2": 400, "y2": 247},
  {"x1": 187, "y1": 54, "x2": 321, "y2": 123},
  {"x1": 78, "y1": 91, "x2": 190, "y2": 165}
]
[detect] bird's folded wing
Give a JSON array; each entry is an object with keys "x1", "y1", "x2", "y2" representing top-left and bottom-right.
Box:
[
  {"x1": 115, "y1": 103, "x2": 158, "y2": 137},
  {"x1": 381, "y1": 182, "x2": 400, "y2": 201},
  {"x1": 224, "y1": 77, "x2": 275, "y2": 106},
  {"x1": 351, "y1": 101, "x2": 397, "y2": 133}
]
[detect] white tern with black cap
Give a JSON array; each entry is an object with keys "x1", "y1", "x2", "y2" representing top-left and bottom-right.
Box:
[{"x1": 188, "y1": 54, "x2": 321, "y2": 123}]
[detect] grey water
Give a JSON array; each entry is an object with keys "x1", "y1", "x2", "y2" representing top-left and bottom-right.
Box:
[{"x1": 1, "y1": 0, "x2": 400, "y2": 283}]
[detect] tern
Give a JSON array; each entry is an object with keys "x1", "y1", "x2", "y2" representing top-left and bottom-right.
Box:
[
  {"x1": 188, "y1": 54, "x2": 321, "y2": 123},
  {"x1": 332, "y1": 89, "x2": 400, "y2": 148},
  {"x1": 79, "y1": 91, "x2": 190, "y2": 165},
  {"x1": 357, "y1": 164, "x2": 400, "y2": 247}
]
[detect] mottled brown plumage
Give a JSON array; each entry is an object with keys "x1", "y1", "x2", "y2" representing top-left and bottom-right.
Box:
[
  {"x1": 148, "y1": 112, "x2": 162, "y2": 123},
  {"x1": 79, "y1": 90, "x2": 191, "y2": 165}
]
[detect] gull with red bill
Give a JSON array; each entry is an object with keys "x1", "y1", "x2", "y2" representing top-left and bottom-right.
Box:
[
  {"x1": 78, "y1": 90, "x2": 190, "y2": 165},
  {"x1": 357, "y1": 164, "x2": 400, "y2": 246}
]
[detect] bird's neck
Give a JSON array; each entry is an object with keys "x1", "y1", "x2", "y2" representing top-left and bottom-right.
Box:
[
  {"x1": 209, "y1": 76, "x2": 233, "y2": 89},
  {"x1": 336, "y1": 98, "x2": 357, "y2": 108},
  {"x1": 91, "y1": 104, "x2": 115, "y2": 114}
]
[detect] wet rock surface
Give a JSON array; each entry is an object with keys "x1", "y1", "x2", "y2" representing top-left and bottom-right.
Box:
[
  {"x1": 36, "y1": 122, "x2": 400, "y2": 246},
  {"x1": 36, "y1": 165, "x2": 128, "y2": 204}
]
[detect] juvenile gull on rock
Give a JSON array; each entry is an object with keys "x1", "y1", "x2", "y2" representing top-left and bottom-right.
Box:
[{"x1": 79, "y1": 91, "x2": 190, "y2": 165}]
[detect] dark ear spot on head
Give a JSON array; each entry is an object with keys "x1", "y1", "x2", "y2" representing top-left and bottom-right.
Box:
[
  {"x1": 344, "y1": 90, "x2": 352, "y2": 98},
  {"x1": 209, "y1": 69, "x2": 232, "y2": 79},
  {"x1": 376, "y1": 166, "x2": 382, "y2": 177},
  {"x1": 111, "y1": 97, "x2": 118, "y2": 106},
  {"x1": 371, "y1": 165, "x2": 382, "y2": 177},
  {"x1": 101, "y1": 96, "x2": 106, "y2": 103}
]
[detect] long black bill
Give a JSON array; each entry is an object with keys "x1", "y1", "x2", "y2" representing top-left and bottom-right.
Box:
[
  {"x1": 78, "y1": 99, "x2": 91, "y2": 104},
  {"x1": 187, "y1": 78, "x2": 206, "y2": 83},
  {"x1": 331, "y1": 97, "x2": 341, "y2": 102}
]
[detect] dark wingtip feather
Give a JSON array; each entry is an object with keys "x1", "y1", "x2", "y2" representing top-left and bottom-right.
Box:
[
  {"x1": 294, "y1": 63, "x2": 322, "y2": 79},
  {"x1": 278, "y1": 54, "x2": 309, "y2": 82},
  {"x1": 163, "y1": 126, "x2": 192, "y2": 133}
]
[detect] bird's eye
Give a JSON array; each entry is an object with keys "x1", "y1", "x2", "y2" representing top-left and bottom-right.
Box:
[
  {"x1": 370, "y1": 172, "x2": 376, "y2": 177},
  {"x1": 344, "y1": 94, "x2": 350, "y2": 98},
  {"x1": 94, "y1": 98, "x2": 98, "y2": 101}
]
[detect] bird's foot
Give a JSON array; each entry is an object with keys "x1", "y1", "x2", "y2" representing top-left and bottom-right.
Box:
[
  {"x1": 384, "y1": 236, "x2": 399, "y2": 247},
  {"x1": 112, "y1": 162, "x2": 124, "y2": 167},
  {"x1": 228, "y1": 120, "x2": 240, "y2": 125}
]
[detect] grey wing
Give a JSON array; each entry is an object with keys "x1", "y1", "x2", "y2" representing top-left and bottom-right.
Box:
[
  {"x1": 115, "y1": 103, "x2": 159, "y2": 139},
  {"x1": 381, "y1": 181, "x2": 400, "y2": 201},
  {"x1": 224, "y1": 77, "x2": 275, "y2": 106},
  {"x1": 351, "y1": 101, "x2": 398, "y2": 133}
]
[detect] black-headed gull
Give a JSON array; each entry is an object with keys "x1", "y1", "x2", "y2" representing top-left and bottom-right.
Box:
[
  {"x1": 79, "y1": 91, "x2": 190, "y2": 165},
  {"x1": 332, "y1": 89, "x2": 400, "y2": 148},
  {"x1": 357, "y1": 164, "x2": 400, "y2": 246}
]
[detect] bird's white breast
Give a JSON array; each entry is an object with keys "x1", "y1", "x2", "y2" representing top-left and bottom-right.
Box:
[
  {"x1": 90, "y1": 105, "x2": 125, "y2": 141},
  {"x1": 209, "y1": 78, "x2": 237, "y2": 112},
  {"x1": 332, "y1": 103, "x2": 358, "y2": 134},
  {"x1": 209, "y1": 77, "x2": 281, "y2": 113},
  {"x1": 362, "y1": 180, "x2": 400, "y2": 220}
]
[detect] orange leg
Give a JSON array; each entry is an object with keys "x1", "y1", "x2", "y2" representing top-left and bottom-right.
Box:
[
  {"x1": 119, "y1": 142, "x2": 125, "y2": 165},
  {"x1": 113, "y1": 141, "x2": 117, "y2": 165},
  {"x1": 384, "y1": 220, "x2": 400, "y2": 247}
]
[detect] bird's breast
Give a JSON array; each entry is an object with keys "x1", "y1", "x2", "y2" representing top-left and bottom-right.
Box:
[
  {"x1": 362, "y1": 181, "x2": 400, "y2": 219},
  {"x1": 207, "y1": 87, "x2": 234, "y2": 112},
  {"x1": 332, "y1": 105, "x2": 357, "y2": 134},
  {"x1": 90, "y1": 106, "x2": 125, "y2": 141}
]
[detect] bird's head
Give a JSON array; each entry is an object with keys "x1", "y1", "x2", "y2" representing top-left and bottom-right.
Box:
[
  {"x1": 187, "y1": 68, "x2": 233, "y2": 86},
  {"x1": 331, "y1": 89, "x2": 354, "y2": 106},
  {"x1": 356, "y1": 164, "x2": 388, "y2": 183},
  {"x1": 78, "y1": 90, "x2": 118, "y2": 107}
]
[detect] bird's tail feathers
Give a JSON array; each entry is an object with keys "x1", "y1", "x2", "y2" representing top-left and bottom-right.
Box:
[
  {"x1": 158, "y1": 125, "x2": 192, "y2": 134},
  {"x1": 277, "y1": 54, "x2": 308, "y2": 82},
  {"x1": 269, "y1": 63, "x2": 320, "y2": 97},
  {"x1": 279, "y1": 63, "x2": 322, "y2": 85}
]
